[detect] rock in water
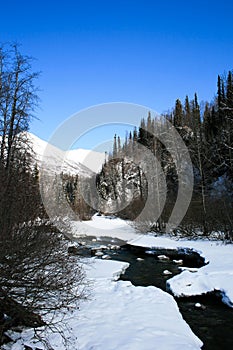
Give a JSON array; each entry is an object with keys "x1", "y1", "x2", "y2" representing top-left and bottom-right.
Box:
[{"x1": 158, "y1": 255, "x2": 170, "y2": 261}]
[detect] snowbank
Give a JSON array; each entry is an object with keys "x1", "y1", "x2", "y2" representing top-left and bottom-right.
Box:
[
  {"x1": 74, "y1": 259, "x2": 202, "y2": 350},
  {"x1": 6, "y1": 258, "x2": 202, "y2": 350},
  {"x1": 71, "y1": 213, "x2": 139, "y2": 241},
  {"x1": 128, "y1": 235, "x2": 233, "y2": 307}
]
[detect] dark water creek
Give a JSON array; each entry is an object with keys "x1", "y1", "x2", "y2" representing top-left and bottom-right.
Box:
[{"x1": 76, "y1": 236, "x2": 233, "y2": 350}]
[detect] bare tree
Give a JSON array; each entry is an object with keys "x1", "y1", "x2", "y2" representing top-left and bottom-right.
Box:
[
  {"x1": 0, "y1": 43, "x2": 88, "y2": 347},
  {"x1": 0, "y1": 43, "x2": 39, "y2": 168}
]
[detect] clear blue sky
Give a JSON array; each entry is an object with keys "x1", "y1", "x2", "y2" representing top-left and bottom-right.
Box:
[{"x1": 1, "y1": 0, "x2": 233, "y2": 149}]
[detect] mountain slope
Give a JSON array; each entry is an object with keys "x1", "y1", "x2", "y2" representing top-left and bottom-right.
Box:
[
  {"x1": 27, "y1": 132, "x2": 105, "y2": 177},
  {"x1": 66, "y1": 148, "x2": 106, "y2": 173}
]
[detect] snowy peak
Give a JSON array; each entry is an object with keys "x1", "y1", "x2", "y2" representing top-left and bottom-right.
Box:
[
  {"x1": 26, "y1": 132, "x2": 105, "y2": 177},
  {"x1": 66, "y1": 148, "x2": 106, "y2": 173}
]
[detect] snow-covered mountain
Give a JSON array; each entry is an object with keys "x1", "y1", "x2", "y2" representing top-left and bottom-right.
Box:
[
  {"x1": 27, "y1": 132, "x2": 106, "y2": 177},
  {"x1": 66, "y1": 148, "x2": 106, "y2": 173}
]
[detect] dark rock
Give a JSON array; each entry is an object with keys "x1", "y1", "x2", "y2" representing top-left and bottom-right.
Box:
[{"x1": 68, "y1": 245, "x2": 79, "y2": 255}]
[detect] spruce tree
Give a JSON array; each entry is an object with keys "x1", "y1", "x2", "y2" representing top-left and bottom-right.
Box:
[
  {"x1": 226, "y1": 71, "x2": 233, "y2": 108},
  {"x1": 225, "y1": 71, "x2": 233, "y2": 172},
  {"x1": 138, "y1": 118, "x2": 147, "y2": 146},
  {"x1": 113, "y1": 134, "x2": 117, "y2": 157},
  {"x1": 173, "y1": 99, "x2": 183, "y2": 128}
]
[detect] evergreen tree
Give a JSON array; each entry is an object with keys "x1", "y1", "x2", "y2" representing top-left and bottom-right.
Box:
[
  {"x1": 147, "y1": 111, "x2": 152, "y2": 131},
  {"x1": 225, "y1": 71, "x2": 233, "y2": 172},
  {"x1": 226, "y1": 71, "x2": 233, "y2": 108},
  {"x1": 217, "y1": 74, "x2": 226, "y2": 127},
  {"x1": 113, "y1": 134, "x2": 117, "y2": 157},
  {"x1": 133, "y1": 127, "x2": 138, "y2": 142},
  {"x1": 138, "y1": 118, "x2": 147, "y2": 146},
  {"x1": 184, "y1": 95, "x2": 191, "y2": 127},
  {"x1": 217, "y1": 75, "x2": 224, "y2": 110},
  {"x1": 173, "y1": 99, "x2": 183, "y2": 128},
  {"x1": 117, "y1": 136, "x2": 121, "y2": 156}
]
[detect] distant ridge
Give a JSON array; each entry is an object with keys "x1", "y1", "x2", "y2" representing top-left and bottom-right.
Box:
[{"x1": 26, "y1": 132, "x2": 106, "y2": 177}]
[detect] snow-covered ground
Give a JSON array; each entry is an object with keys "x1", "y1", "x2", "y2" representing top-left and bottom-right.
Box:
[
  {"x1": 70, "y1": 213, "x2": 139, "y2": 241},
  {"x1": 5, "y1": 215, "x2": 233, "y2": 349},
  {"x1": 6, "y1": 258, "x2": 202, "y2": 350},
  {"x1": 129, "y1": 235, "x2": 233, "y2": 307}
]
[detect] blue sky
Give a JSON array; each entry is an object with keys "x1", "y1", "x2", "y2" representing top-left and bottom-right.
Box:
[{"x1": 1, "y1": 0, "x2": 233, "y2": 149}]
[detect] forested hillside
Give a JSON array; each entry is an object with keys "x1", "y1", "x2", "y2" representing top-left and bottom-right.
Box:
[{"x1": 97, "y1": 72, "x2": 233, "y2": 238}]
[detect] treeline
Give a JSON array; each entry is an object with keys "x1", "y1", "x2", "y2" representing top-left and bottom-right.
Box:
[{"x1": 97, "y1": 72, "x2": 233, "y2": 238}]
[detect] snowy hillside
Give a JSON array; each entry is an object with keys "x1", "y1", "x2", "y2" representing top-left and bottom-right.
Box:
[
  {"x1": 66, "y1": 148, "x2": 106, "y2": 173},
  {"x1": 26, "y1": 132, "x2": 105, "y2": 176}
]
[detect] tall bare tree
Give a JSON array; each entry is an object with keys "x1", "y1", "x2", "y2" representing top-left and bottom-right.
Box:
[
  {"x1": 0, "y1": 44, "x2": 88, "y2": 347},
  {"x1": 0, "y1": 43, "x2": 39, "y2": 168}
]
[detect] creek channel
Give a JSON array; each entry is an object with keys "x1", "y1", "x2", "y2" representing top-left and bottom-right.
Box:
[{"x1": 74, "y1": 236, "x2": 233, "y2": 350}]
